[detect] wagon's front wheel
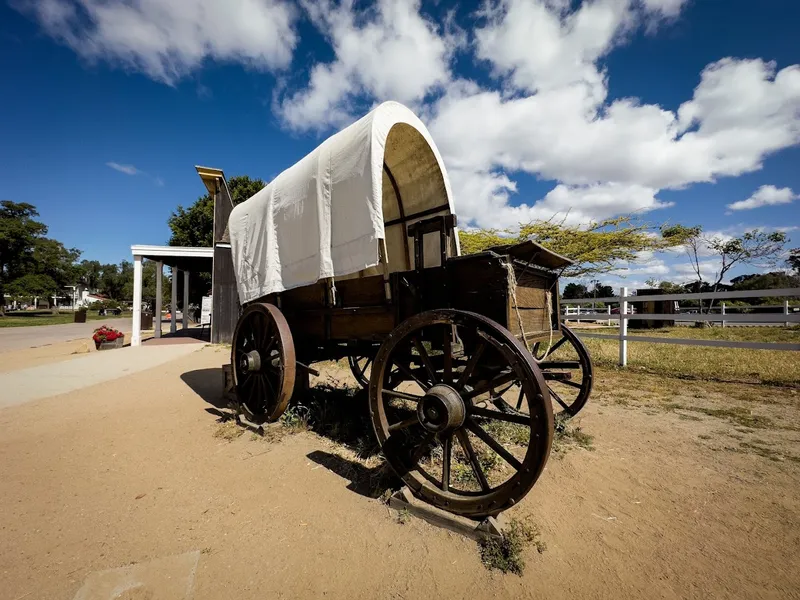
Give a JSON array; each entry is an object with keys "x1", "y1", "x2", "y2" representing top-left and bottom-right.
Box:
[
  {"x1": 231, "y1": 303, "x2": 296, "y2": 423},
  {"x1": 369, "y1": 309, "x2": 554, "y2": 518}
]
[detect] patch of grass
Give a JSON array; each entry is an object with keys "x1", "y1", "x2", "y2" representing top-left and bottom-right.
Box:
[
  {"x1": 737, "y1": 441, "x2": 800, "y2": 463},
  {"x1": 551, "y1": 414, "x2": 594, "y2": 456},
  {"x1": 574, "y1": 325, "x2": 800, "y2": 387},
  {"x1": 396, "y1": 508, "x2": 411, "y2": 525},
  {"x1": 0, "y1": 311, "x2": 127, "y2": 327},
  {"x1": 213, "y1": 421, "x2": 244, "y2": 441},
  {"x1": 665, "y1": 404, "x2": 775, "y2": 429},
  {"x1": 478, "y1": 518, "x2": 546, "y2": 575},
  {"x1": 678, "y1": 413, "x2": 702, "y2": 421}
]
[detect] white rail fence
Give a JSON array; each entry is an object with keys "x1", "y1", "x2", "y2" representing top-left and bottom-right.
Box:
[{"x1": 562, "y1": 287, "x2": 800, "y2": 366}]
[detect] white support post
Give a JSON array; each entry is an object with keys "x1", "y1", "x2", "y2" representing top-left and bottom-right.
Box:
[
  {"x1": 132, "y1": 255, "x2": 143, "y2": 346},
  {"x1": 171, "y1": 267, "x2": 178, "y2": 334},
  {"x1": 619, "y1": 286, "x2": 628, "y2": 367},
  {"x1": 721, "y1": 302, "x2": 726, "y2": 328},
  {"x1": 786, "y1": 300, "x2": 791, "y2": 328},
  {"x1": 154, "y1": 261, "x2": 163, "y2": 339},
  {"x1": 183, "y1": 270, "x2": 190, "y2": 330},
  {"x1": 607, "y1": 304, "x2": 612, "y2": 327}
]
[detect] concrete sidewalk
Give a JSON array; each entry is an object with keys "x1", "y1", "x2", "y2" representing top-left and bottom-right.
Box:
[{"x1": 0, "y1": 344, "x2": 202, "y2": 409}]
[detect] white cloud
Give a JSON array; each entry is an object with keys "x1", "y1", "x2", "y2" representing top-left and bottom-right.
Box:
[
  {"x1": 726, "y1": 185, "x2": 798, "y2": 211},
  {"x1": 278, "y1": 0, "x2": 454, "y2": 131},
  {"x1": 13, "y1": 0, "x2": 297, "y2": 84},
  {"x1": 106, "y1": 162, "x2": 139, "y2": 175}
]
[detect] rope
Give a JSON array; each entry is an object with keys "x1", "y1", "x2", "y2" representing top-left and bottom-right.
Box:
[{"x1": 505, "y1": 260, "x2": 555, "y2": 356}]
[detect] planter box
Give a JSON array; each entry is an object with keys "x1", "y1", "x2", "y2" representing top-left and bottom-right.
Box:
[
  {"x1": 74, "y1": 311, "x2": 87, "y2": 323},
  {"x1": 96, "y1": 337, "x2": 124, "y2": 351}
]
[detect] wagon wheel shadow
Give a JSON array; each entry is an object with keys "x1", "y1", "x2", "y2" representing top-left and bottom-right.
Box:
[
  {"x1": 296, "y1": 384, "x2": 402, "y2": 499},
  {"x1": 306, "y1": 450, "x2": 399, "y2": 499}
]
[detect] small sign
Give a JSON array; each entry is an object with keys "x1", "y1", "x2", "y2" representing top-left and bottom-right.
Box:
[{"x1": 201, "y1": 295, "x2": 212, "y2": 325}]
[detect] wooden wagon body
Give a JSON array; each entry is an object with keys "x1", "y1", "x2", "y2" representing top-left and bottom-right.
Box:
[{"x1": 227, "y1": 102, "x2": 592, "y2": 519}]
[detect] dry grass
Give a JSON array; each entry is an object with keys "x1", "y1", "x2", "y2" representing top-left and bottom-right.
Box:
[
  {"x1": 478, "y1": 517, "x2": 546, "y2": 575},
  {"x1": 574, "y1": 325, "x2": 800, "y2": 386}
]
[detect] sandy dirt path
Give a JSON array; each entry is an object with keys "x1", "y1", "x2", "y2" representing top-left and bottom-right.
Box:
[{"x1": 0, "y1": 346, "x2": 798, "y2": 599}]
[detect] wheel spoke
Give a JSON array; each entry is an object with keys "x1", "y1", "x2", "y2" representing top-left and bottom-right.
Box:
[
  {"x1": 381, "y1": 389, "x2": 424, "y2": 402},
  {"x1": 558, "y1": 379, "x2": 583, "y2": 389},
  {"x1": 410, "y1": 432, "x2": 436, "y2": 466},
  {"x1": 515, "y1": 385, "x2": 525, "y2": 410},
  {"x1": 411, "y1": 337, "x2": 437, "y2": 385},
  {"x1": 466, "y1": 418, "x2": 522, "y2": 470},
  {"x1": 470, "y1": 405, "x2": 531, "y2": 426},
  {"x1": 388, "y1": 416, "x2": 419, "y2": 433},
  {"x1": 540, "y1": 335, "x2": 568, "y2": 359},
  {"x1": 394, "y1": 359, "x2": 430, "y2": 391},
  {"x1": 455, "y1": 339, "x2": 486, "y2": 389},
  {"x1": 441, "y1": 434, "x2": 452, "y2": 492},
  {"x1": 455, "y1": 429, "x2": 489, "y2": 492},
  {"x1": 263, "y1": 374, "x2": 277, "y2": 400},
  {"x1": 550, "y1": 388, "x2": 571, "y2": 412},
  {"x1": 463, "y1": 370, "x2": 518, "y2": 400},
  {"x1": 442, "y1": 328, "x2": 453, "y2": 384}
]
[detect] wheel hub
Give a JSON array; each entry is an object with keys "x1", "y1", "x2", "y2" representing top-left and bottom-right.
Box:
[
  {"x1": 240, "y1": 349, "x2": 262, "y2": 373},
  {"x1": 417, "y1": 384, "x2": 466, "y2": 433}
]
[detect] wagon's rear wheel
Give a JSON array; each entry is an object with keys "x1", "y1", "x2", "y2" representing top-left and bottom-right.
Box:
[
  {"x1": 369, "y1": 309, "x2": 553, "y2": 518},
  {"x1": 532, "y1": 324, "x2": 593, "y2": 417},
  {"x1": 231, "y1": 303, "x2": 296, "y2": 423},
  {"x1": 348, "y1": 355, "x2": 373, "y2": 389}
]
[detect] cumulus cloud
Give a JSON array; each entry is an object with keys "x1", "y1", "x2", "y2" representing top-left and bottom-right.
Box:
[
  {"x1": 12, "y1": 0, "x2": 297, "y2": 84},
  {"x1": 106, "y1": 162, "x2": 139, "y2": 175},
  {"x1": 277, "y1": 0, "x2": 455, "y2": 131},
  {"x1": 20, "y1": 0, "x2": 800, "y2": 234},
  {"x1": 726, "y1": 185, "x2": 798, "y2": 211}
]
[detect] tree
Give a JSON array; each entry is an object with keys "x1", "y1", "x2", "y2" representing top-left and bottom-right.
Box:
[
  {"x1": 167, "y1": 175, "x2": 266, "y2": 306},
  {"x1": 459, "y1": 215, "x2": 690, "y2": 278},
  {"x1": 0, "y1": 201, "x2": 83, "y2": 313},
  {"x1": 663, "y1": 225, "x2": 788, "y2": 313},
  {"x1": 168, "y1": 175, "x2": 266, "y2": 247},
  {"x1": 788, "y1": 248, "x2": 800, "y2": 275},
  {"x1": 645, "y1": 279, "x2": 687, "y2": 294},
  {"x1": 562, "y1": 283, "x2": 588, "y2": 299},
  {"x1": 0, "y1": 201, "x2": 48, "y2": 312},
  {"x1": 5, "y1": 273, "x2": 58, "y2": 303}
]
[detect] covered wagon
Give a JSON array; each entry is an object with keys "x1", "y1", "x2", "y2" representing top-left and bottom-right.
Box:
[{"x1": 226, "y1": 101, "x2": 592, "y2": 518}]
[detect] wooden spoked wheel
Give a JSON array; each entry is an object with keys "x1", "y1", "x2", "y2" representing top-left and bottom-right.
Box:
[
  {"x1": 531, "y1": 324, "x2": 593, "y2": 417},
  {"x1": 231, "y1": 303, "x2": 296, "y2": 424},
  {"x1": 348, "y1": 355, "x2": 373, "y2": 389},
  {"x1": 369, "y1": 309, "x2": 554, "y2": 518}
]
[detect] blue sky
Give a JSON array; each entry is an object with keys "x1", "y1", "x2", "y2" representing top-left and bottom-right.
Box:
[{"x1": 1, "y1": 0, "x2": 798, "y2": 289}]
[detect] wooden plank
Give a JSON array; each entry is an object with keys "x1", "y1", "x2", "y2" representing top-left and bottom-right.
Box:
[
  {"x1": 211, "y1": 246, "x2": 239, "y2": 344},
  {"x1": 335, "y1": 275, "x2": 387, "y2": 306}
]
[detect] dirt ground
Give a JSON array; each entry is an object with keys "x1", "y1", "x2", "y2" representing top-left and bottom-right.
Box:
[{"x1": 1, "y1": 345, "x2": 799, "y2": 599}]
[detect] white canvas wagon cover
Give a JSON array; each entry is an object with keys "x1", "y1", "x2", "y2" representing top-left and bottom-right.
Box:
[{"x1": 229, "y1": 101, "x2": 457, "y2": 304}]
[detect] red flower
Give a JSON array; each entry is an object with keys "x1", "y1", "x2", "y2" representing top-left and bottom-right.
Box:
[{"x1": 93, "y1": 325, "x2": 123, "y2": 344}]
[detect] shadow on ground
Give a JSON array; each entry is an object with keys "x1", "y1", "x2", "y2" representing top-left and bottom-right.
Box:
[
  {"x1": 180, "y1": 368, "x2": 228, "y2": 410},
  {"x1": 306, "y1": 450, "x2": 399, "y2": 499}
]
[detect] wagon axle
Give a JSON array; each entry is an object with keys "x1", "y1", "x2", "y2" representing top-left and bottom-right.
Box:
[{"x1": 417, "y1": 384, "x2": 466, "y2": 434}]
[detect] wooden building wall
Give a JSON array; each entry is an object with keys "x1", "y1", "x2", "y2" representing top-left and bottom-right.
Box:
[{"x1": 211, "y1": 178, "x2": 240, "y2": 344}]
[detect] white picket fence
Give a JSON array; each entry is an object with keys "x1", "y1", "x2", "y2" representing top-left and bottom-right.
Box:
[{"x1": 562, "y1": 287, "x2": 800, "y2": 366}]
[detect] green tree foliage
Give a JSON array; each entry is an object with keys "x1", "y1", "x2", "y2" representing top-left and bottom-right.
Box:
[
  {"x1": 0, "y1": 201, "x2": 82, "y2": 311},
  {"x1": 787, "y1": 248, "x2": 800, "y2": 275},
  {"x1": 562, "y1": 283, "x2": 588, "y2": 299},
  {"x1": 459, "y1": 216, "x2": 690, "y2": 278},
  {"x1": 167, "y1": 175, "x2": 266, "y2": 305},
  {"x1": 6, "y1": 273, "x2": 59, "y2": 301},
  {"x1": 168, "y1": 175, "x2": 266, "y2": 247}
]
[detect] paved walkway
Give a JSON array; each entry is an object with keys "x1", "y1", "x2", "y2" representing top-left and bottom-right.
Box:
[
  {"x1": 0, "y1": 344, "x2": 201, "y2": 409},
  {"x1": 0, "y1": 318, "x2": 130, "y2": 352}
]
